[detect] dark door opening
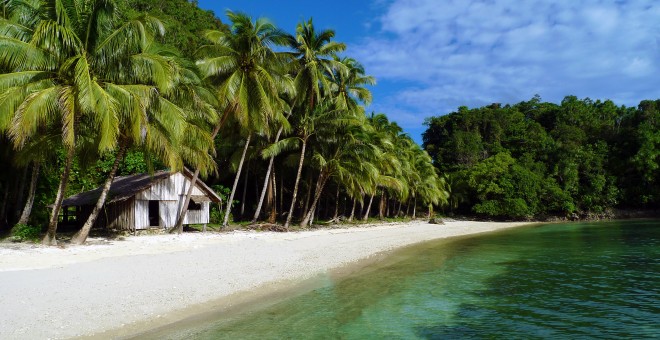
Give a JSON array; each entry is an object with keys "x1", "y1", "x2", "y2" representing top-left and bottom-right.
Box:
[{"x1": 148, "y1": 200, "x2": 159, "y2": 227}]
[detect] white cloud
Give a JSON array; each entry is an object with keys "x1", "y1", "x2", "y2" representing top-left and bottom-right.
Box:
[{"x1": 352, "y1": 0, "x2": 660, "y2": 140}]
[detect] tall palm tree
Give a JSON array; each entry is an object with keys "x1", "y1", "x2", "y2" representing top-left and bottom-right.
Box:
[
  {"x1": 0, "y1": 0, "x2": 179, "y2": 245},
  {"x1": 360, "y1": 113, "x2": 406, "y2": 220},
  {"x1": 299, "y1": 113, "x2": 381, "y2": 228},
  {"x1": 196, "y1": 11, "x2": 292, "y2": 227},
  {"x1": 281, "y1": 18, "x2": 345, "y2": 228},
  {"x1": 285, "y1": 18, "x2": 346, "y2": 110},
  {"x1": 251, "y1": 107, "x2": 293, "y2": 223}
]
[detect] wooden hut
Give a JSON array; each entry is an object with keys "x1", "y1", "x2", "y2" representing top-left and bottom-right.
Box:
[{"x1": 60, "y1": 169, "x2": 221, "y2": 231}]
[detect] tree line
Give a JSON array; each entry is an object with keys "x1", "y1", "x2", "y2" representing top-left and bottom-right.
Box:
[
  {"x1": 0, "y1": 0, "x2": 447, "y2": 244},
  {"x1": 423, "y1": 95, "x2": 660, "y2": 220}
]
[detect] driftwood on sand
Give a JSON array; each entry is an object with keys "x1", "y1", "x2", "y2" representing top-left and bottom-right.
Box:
[{"x1": 246, "y1": 223, "x2": 289, "y2": 232}]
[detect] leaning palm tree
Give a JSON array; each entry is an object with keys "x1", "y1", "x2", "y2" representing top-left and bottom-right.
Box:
[
  {"x1": 299, "y1": 115, "x2": 383, "y2": 228},
  {"x1": 70, "y1": 54, "x2": 217, "y2": 244},
  {"x1": 251, "y1": 104, "x2": 294, "y2": 223},
  {"x1": 196, "y1": 11, "x2": 292, "y2": 228},
  {"x1": 162, "y1": 61, "x2": 221, "y2": 235},
  {"x1": 281, "y1": 18, "x2": 346, "y2": 227},
  {"x1": 0, "y1": 0, "x2": 176, "y2": 245},
  {"x1": 364, "y1": 114, "x2": 411, "y2": 220},
  {"x1": 8, "y1": 132, "x2": 60, "y2": 231}
]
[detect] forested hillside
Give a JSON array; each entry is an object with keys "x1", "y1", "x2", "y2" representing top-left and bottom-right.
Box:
[{"x1": 423, "y1": 96, "x2": 660, "y2": 219}]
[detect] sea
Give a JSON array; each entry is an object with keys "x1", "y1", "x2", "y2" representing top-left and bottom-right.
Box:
[{"x1": 140, "y1": 220, "x2": 659, "y2": 339}]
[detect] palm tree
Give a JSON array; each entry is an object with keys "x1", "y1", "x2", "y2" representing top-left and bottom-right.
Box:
[
  {"x1": 161, "y1": 60, "x2": 221, "y2": 235},
  {"x1": 281, "y1": 18, "x2": 346, "y2": 228},
  {"x1": 251, "y1": 107, "x2": 293, "y2": 223},
  {"x1": 327, "y1": 56, "x2": 375, "y2": 114},
  {"x1": 8, "y1": 131, "x2": 62, "y2": 230},
  {"x1": 196, "y1": 11, "x2": 292, "y2": 228},
  {"x1": 268, "y1": 102, "x2": 341, "y2": 227},
  {"x1": 71, "y1": 56, "x2": 217, "y2": 244},
  {"x1": 360, "y1": 114, "x2": 406, "y2": 221},
  {"x1": 299, "y1": 113, "x2": 379, "y2": 228},
  {"x1": 285, "y1": 18, "x2": 346, "y2": 110},
  {"x1": 0, "y1": 0, "x2": 177, "y2": 245}
]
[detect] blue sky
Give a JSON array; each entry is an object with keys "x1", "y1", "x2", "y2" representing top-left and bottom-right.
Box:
[{"x1": 197, "y1": 0, "x2": 660, "y2": 143}]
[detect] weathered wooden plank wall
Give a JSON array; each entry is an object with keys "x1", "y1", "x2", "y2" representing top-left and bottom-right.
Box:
[
  {"x1": 128, "y1": 173, "x2": 214, "y2": 230},
  {"x1": 134, "y1": 199, "x2": 150, "y2": 229},
  {"x1": 159, "y1": 201, "x2": 178, "y2": 228},
  {"x1": 104, "y1": 199, "x2": 135, "y2": 230},
  {"x1": 185, "y1": 202, "x2": 209, "y2": 224}
]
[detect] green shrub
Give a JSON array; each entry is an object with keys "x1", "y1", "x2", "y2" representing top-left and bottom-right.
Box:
[{"x1": 11, "y1": 224, "x2": 41, "y2": 242}]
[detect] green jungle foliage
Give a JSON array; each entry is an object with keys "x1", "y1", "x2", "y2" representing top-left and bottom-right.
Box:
[
  {"x1": 0, "y1": 0, "x2": 446, "y2": 242},
  {"x1": 423, "y1": 96, "x2": 660, "y2": 219},
  {"x1": 118, "y1": 0, "x2": 226, "y2": 58}
]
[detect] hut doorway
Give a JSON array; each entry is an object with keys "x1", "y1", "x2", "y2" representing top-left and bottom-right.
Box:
[{"x1": 148, "y1": 200, "x2": 159, "y2": 227}]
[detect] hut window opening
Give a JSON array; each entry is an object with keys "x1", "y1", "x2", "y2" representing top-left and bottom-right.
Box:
[
  {"x1": 188, "y1": 201, "x2": 202, "y2": 210},
  {"x1": 59, "y1": 206, "x2": 78, "y2": 226}
]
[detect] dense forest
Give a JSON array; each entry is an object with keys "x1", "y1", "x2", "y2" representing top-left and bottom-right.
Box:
[
  {"x1": 423, "y1": 96, "x2": 660, "y2": 219},
  {"x1": 0, "y1": 0, "x2": 447, "y2": 244}
]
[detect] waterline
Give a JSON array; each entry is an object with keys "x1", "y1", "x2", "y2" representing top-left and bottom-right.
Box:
[{"x1": 140, "y1": 220, "x2": 660, "y2": 339}]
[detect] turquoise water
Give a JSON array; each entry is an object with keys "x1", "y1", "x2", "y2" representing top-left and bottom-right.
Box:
[{"x1": 150, "y1": 220, "x2": 660, "y2": 339}]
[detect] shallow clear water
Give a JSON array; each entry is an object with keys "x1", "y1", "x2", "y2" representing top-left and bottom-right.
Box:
[{"x1": 154, "y1": 220, "x2": 660, "y2": 339}]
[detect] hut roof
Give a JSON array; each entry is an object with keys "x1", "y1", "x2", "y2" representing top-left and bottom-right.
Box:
[{"x1": 61, "y1": 169, "x2": 221, "y2": 207}]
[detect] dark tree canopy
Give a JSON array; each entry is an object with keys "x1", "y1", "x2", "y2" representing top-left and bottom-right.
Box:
[
  {"x1": 119, "y1": 0, "x2": 226, "y2": 58},
  {"x1": 423, "y1": 96, "x2": 660, "y2": 219}
]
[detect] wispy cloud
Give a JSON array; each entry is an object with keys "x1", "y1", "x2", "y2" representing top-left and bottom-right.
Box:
[{"x1": 353, "y1": 0, "x2": 660, "y2": 135}]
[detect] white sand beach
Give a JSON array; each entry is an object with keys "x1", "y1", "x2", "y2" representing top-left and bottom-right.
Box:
[{"x1": 0, "y1": 220, "x2": 533, "y2": 339}]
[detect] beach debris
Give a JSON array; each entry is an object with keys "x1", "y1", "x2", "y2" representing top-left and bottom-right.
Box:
[
  {"x1": 428, "y1": 217, "x2": 445, "y2": 225},
  {"x1": 246, "y1": 223, "x2": 289, "y2": 232}
]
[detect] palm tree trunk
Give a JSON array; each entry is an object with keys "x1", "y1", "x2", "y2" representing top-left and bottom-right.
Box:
[
  {"x1": 412, "y1": 196, "x2": 417, "y2": 219},
  {"x1": 42, "y1": 147, "x2": 75, "y2": 246},
  {"x1": 223, "y1": 134, "x2": 252, "y2": 227},
  {"x1": 386, "y1": 195, "x2": 390, "y2": 217},
  {"x1": 252, "y1": 114, "x2": 289, "y2": 222},
  {"x1": 253, "y1": 154, "x2": 275, "y2": 223},
  {"x1": 14, "y1": 166, "x2": 29, "y2": 221},
  {"x1": 268, "y1": 171, "x2": 277, "y2": 223},
  {"x1": 16, "y1": 162, "x2": 40, "y2": 226},
  {"x1": 348, "y1": 198, "x2": 356, "y2": 221},
  {"x1": 378, "y1": 192, "x2": 386, "y2": 219},
  {"x1": 333, "y1": 187, "x2": 340, "y2": 220},
  {"x1": 300, "y1": 171, "x2": 328, "y2": 228},
  {"x1": 284, "y1": 139, "x2": 307, "y2": 228},
  {"x1": 363, "y1": 193, "x2": 375, "y2": 221},
  {"x1": 406, "y1": 199, "x2": 411, "y2": 217},
  {"x1": 72, "y1": 143, "x2": 127, "y2": 245},
  {"x1": 302, "y1": 172, "x2": 313, "y2": 219},
  {"x1": 171, "y1": 121, "x2": 224, "y2": 234},
  {"x1": 240, "y1": 159, "x2": 251, "y2": 217}
]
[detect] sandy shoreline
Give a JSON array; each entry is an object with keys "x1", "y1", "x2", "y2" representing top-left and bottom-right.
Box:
[{"x1": 0, "y1": 220, "x2": 534, "y2": 339}]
